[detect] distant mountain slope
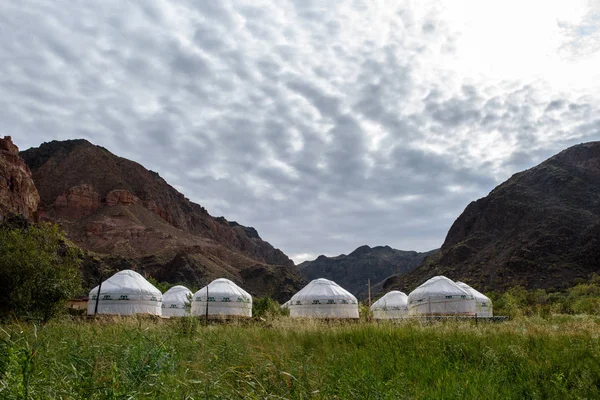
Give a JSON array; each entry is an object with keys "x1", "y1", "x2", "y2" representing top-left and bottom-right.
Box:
[
  {"x1": 298, "y1": 245, "x2": 437, "y2": 299},
  {"x1": 384, "y1": 141, "x2": 600, "y2": 294},
  {"x1": 20, "y1": 139, "x2": 304, "y2": 301}
]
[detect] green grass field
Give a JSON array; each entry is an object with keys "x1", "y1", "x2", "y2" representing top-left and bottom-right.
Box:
[{"x1": 1, "y1": 316, "x2": 599, "y2": 399}]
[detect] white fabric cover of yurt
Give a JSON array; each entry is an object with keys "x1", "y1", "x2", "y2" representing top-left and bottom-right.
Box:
[
  {"x1": 455, "y1": 282, "x2": 493, "y2": 317},
  {"x1": 190, "y1": 279, "x2": 252, "y2": 318},
  {"x1": 87, "y1": 270, "x2": 162, "y2": 316},
  {"x1": 288, "y1": 278, "x2": 359, "y2": 319},
  {"x1": 161, "y1": 285, "x2": 192, "y2": 317},
  {"x1": 408, "y1": 276, "x2": 475, "y2": 316},
  {"x1": 281, "y1": 300, "x2": 290, "y2": 309},
  {"x1": 371, "y1": 291, "x2": 409, "y2": 319}
]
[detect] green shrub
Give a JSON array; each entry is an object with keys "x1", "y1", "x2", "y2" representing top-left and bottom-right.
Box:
[
  {"x1": 0, "y1": 223, "x2": 82, "y2": 322},
  {"x1": 253, "y1": 296, "x2": 286, "y2": 319},
  {"x1": 146, "y1": 277, "x2": 174, "y2": 293}
]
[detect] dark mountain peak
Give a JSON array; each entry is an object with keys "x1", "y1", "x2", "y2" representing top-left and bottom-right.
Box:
[
  {"x1": 349, "y1": 245, "x2": 372, "y2": 257},
  {"x1": 385, "y1": 141, "x2": 600, "y2": 294}
]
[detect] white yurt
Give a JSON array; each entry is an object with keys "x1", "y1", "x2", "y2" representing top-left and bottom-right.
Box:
[
  {"x1": 87, "y1": 270, "x2": 162, "y2": 316},
  {"x1": 281, "y1": 300, "x2": 290, "y2": 309},
  {"x1": 371, "y1": 291, "x2": 409, "y2": 319},
  {"x1": 190, "y1": 278, "x2": 252, "y2": 318},
  {"x1": 288, "y1": 278, "x2": 359, "y2": 319},
  {"x1": 161, "y1": 285, "x2": 193, "y2": 317},
  {"x1": 455, "y1": 282, "x2": 493, "y2": 317},
  {"x1": 408, "y1": 276, "x2": 476, "y2": 316}
]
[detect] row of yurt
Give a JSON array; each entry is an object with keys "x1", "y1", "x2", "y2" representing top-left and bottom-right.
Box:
[
  {"x1": 85, "y1": 271, "x2": 489, "y2": 319},
  {"x1": 370, "y1": 276, "x2": 492, "y2": 318},
  {"x1": 87, "y1": 271, "x2": 252, "y2": 318}
]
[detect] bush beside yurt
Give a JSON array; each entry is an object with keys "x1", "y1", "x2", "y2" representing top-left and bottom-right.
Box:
[
  {"x1": 408, "y1": 276, "x2": 475, "y2": 316},
  {"x1": 87, "y1": 270, "x2": 162, "y2": 316},
  {"x1": 162, "y1": 285, "x2": 192, "y2": 317},
  {"x1": 371, "y1": 291, "x2": 409, "y2": 319},
  {"x1": 288, "y1": 278, "x2": 359, "y2": 319},
  {"x1": 455, "y1": 282, "x2": 493, "y2": 317},
  {"x1": 190, "y1": 279, "x2": 252, "y2": 318}
]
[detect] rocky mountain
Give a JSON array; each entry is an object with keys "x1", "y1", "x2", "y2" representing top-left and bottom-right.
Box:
[
  {"x1": 298, "y1": 245, "x2": 437, "y2": 299},
  {"x1": 20, "y1": 139, "x2": 305, "y2": 301},
  {"x1": 384, "y1": 141, "x2": 600, "y2": 294},
  {"x1": 0, "y1": 136, "x2": 39, "y2": 223}
]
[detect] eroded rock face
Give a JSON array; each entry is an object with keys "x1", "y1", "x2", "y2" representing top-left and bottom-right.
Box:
[
  {"x1": 106, "y1": 189, "x2": 139, "y2": 206},
  {"x1": 54, "y1": 184, "x2": 101, "y2": 219},
  {"x1": 0, "y1": 136, "x2": 39, "y2": 222}
]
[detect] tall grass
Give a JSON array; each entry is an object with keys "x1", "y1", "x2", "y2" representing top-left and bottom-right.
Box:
[{"x1": 1, "y1": 315, "x2": 599, "y2": 399}]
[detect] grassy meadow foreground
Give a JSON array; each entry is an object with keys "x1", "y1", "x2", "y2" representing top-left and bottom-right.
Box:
[{"x1": 1, "y1": 316, "x2": 599, "y2": 399}]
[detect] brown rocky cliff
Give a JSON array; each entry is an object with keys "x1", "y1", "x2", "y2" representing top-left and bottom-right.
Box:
[
  {"x1": 0, "y1": 136, "x2": 39, "y2": 222},
  {"x1": 20, "y1": 139, "x2": 293, "y2": 268},
  {"x1": 20, "y1": 139, "x2": 303, "y2": 300}
]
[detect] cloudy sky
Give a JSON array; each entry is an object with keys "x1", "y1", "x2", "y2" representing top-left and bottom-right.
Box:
[{"x1": 2, "y1": 0, "x2": 600, "y2": 263}]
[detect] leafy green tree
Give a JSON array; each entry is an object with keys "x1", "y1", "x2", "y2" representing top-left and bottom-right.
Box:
[{"x1": 0, "y1": 223, "x2": 82, "y2": 322}]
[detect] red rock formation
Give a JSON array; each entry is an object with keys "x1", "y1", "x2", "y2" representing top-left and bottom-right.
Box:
[
  {"x1": 106, "y1": 189, "x2": 139, "y2": 206},
  {"x1": 143, "y1": 200, "x2": 173, "y2": 224},
  {"x1": 0, "y1": 136, "x2": 39, "y2": 222},
  {"x1": 54, "y1": 184, "x2": 100, "y2": 219}
]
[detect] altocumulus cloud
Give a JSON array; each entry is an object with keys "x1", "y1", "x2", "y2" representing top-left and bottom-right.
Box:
[{"x1": 1, "y1": 0, "x2": 600, "y2": 263}]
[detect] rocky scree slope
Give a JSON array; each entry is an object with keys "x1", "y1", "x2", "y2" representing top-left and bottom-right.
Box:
[{"x1": 384, "y1": 141, "x2": 600, "y2": 294}]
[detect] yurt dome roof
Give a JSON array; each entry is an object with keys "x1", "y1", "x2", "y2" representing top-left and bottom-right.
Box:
[
  {"x1": 371, "y1": 291, "x2": 408, "y2": 311},
  {"x1": 290, "y1": 278, "x2": 357, "y2": 304},
  {"x1": 194, "y1": 278, "x2": 251, "y2": 302},
  {"x1": 87, "y1": 270, "x2": 162, "y2": 316},
  {"x1": 455, "y1": 282, "x2": 490, "y2": 302},
  {"x1": 408, "y1": 276, "x2": 471, "y2": 303},
  {"x1": 162, "y1": 285, "x2": 192, "y2": 306},
  {"x1": 89, "y1": 270, "x2": 161, "y2": 299},
  {"x1": 190, "y1": 278, "x2": 252, "y2": 318}
]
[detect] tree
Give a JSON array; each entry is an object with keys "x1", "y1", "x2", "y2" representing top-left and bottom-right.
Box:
[{"x1": 0, "y1": 223, "x2": 82, "y2": 322}]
